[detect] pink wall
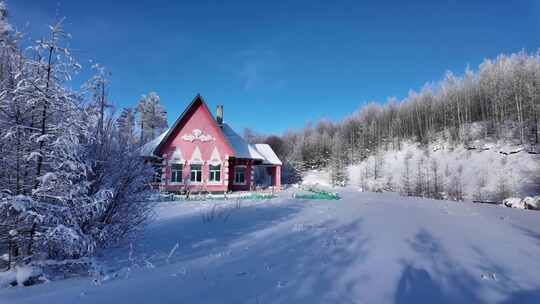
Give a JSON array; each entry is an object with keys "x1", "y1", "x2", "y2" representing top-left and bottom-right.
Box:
[
  {"x1": 158, "y1": 101, "x2": 234, "y2": 193},
  {"x1": 272, "y1": 165, "x2": 281, "y2": 191}
]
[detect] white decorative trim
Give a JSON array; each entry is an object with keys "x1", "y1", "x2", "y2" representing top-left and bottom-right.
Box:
[
  {"x1": 190, "y1": 146, "x2": 203, "y2": 164},
  {"x1": 209, "y1": 147, "x2": 221, "y2": 166},
  {"x1": 170, "y1": 147, "x2": 184, "y2": 163},
  {"x1": 181, "y1": 129, "x2": 215, "y2": 142}
]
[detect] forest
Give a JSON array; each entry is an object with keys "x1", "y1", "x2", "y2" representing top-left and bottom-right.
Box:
[{"x1": 251, "y1": 50, "x2": 540, "y2": 199}]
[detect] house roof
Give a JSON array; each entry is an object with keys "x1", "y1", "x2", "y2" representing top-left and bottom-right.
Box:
[
  {"x1": 253, "y1": 144, "x2": 283, "y2": 165},
  {"x1": 220, "y1": 123, "x2": 264, "y2": 160},
  {"x1": 140, "y1": 129, "x2": 168, "y2": 157},
  {"x1": 141, "y1": 94, "x2": 282, "y2": 166}
]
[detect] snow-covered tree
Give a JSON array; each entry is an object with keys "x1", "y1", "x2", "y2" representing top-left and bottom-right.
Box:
[
  {"x1": 401, "y1": 152, "x2": 413, "y2": 196},
  {"x1": 116, "y1": 107, "x2": 137, "y2": 144},
  {"x1": 330, "y1": 135, "x2": 348, "y2": 187},
  {"x1": 277, "y1": 50, "x2": 540, "y2": 198},
  {"x1": 414, "y1": 157, "x2": 427, "y2": 197},
  {"x1": 136, "y1": 92, "x2": 167, "y2": 144},
  {"x1": 447, "y1": 164, "x2": 464, "y2": 201},
  {"x1": 0, "y1": 10, "x2": 155, "y2": 273},
  {"x1": 429, "y1": 158, "x2": 443, "y2": 199}
]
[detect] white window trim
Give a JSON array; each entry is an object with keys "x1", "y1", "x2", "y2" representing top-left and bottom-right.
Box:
[
  {"x1": 169, "y1": 163, "x2": 184, "y2": 185},
  {"x1": 189, "y1": 164, "x2": 203, "y2": 185},
  {"x1": 233, "y1": 165, "x2": 247, "y2": 185},
  {"x1": 208, "y1": 163, "x2": 222, "y2": 185}
]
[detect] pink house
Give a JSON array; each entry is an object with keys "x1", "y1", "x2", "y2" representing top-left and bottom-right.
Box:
[{"x1": 142, "y1": 95, "x2": 282, "y2": 193}]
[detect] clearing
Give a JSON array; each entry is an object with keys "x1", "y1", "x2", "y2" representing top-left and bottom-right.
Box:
[{"x1": 2, "y1": 189, "x2": 540, "y2": 304}]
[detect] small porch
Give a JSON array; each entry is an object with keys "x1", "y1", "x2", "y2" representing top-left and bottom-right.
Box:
[{"x1": 227, "y1": 158, "x2": 281, "y2": 192}]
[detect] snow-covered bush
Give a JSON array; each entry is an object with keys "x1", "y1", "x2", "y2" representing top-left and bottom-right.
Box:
[
  {"x1": 503, "y1": 196, "x2": 540, "y2": 210},
  {"x1": 502, "y1": 197, "x2": 525, "y2": 209},
  {"x1": 522, "y1": 196, "x2": 540, "y2": 210}
]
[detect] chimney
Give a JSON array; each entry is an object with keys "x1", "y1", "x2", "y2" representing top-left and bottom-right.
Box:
[{"x1": 216, "y1": 105, "x2": 223, "y2": 125}]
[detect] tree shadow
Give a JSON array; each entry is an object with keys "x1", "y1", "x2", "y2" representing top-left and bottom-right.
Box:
[
  {"x1": 511, "y1": 224, "x2": 540, "y2": 247},
  {"x1": 398, "y1": 229, "x2": 482, "y2": 303},
  {"x1": 163, "y1": 216, "x2": 370, "y2": 304},
  {"x1": 400, "y1": 228, "x2": 540, "y2": 304},
  {"x1": 499, "y1": 288, "x2": 540, "y2": 304},
  {"x1": 239, "y1": 218, "x2": 369, "y2": 304},
  {"x1": 395, "y1": 265, "x2": 451, "y2": 304}
]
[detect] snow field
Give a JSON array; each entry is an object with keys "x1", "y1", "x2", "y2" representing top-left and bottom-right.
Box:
[{"x1": 1, "y1": 189, "x2": 540, "y2": 303}]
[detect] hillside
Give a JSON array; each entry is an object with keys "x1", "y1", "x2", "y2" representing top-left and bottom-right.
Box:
[
  {"x1": 348, "y1": 139, "x2": 539, "y2": 201},
  {"x1": 273, "y1": 51, "x2": 540, "y2": 199},
  {"x1": 301, "y1": 124, "x2": 540, "y2": 202}
]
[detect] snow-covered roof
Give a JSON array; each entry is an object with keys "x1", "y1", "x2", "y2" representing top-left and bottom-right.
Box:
[
  {"x1": 253, "y1": 144, "x2": 282, "y2": 165},
  {"x1": 140, "y1": 130, "x2": 168, "y2": 157},
  {"x1": 221, "y1": 123, "x2": 264, "y2": 160}
]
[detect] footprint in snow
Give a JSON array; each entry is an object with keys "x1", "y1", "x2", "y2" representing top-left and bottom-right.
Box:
[
  {"x1": 276, "y1": 280, "x2": 288, "y2": 288},
  {"x1": 481, "y1": 273, "x2": 497, "y2": 281},
  {"x1": 170, "y1": 267, "x2": 187, "y2": 277}
]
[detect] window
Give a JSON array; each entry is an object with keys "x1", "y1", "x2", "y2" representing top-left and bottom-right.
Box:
[
  {"x1": 190, "y1": 164, "x2": 202, "y2": 183},
  {"x1": 209, "y1": 164, "x2": 221, "y2": 183},
  {"x1": 234, "y1": 166, "x2": 246, "y2": 184},
  {"x1": 170, "y1": 164, "x2": 183, "y2": 183}
]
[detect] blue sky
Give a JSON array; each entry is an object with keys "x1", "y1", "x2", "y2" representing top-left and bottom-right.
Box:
[{"x1": 9, "y1": 0, "x2": 540, "y2": 135}]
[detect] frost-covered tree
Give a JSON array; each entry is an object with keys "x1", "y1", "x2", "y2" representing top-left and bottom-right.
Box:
[
  {"x1": 27, "y1": 21, "x2": 83, "y2": 189},
  {"x1": 414, "y1": 157, "x2": 427, "y2": 197},
  {"x1": 83, "y1": 63, "x2": 112, "y2": 141},
  {"x1": 447, "y1": 164, "x2": 464, "y2": 201},
  {"x1": 116, "y1": 107, "x2": 137, "y2": 144},
  {"x1": 330, "y1": 135, "x2": 348, "y2": 186},
  {"x1": 137, "y1": 92, "x2": 167, "y2": 144},
  {"x1": 277, "y1": 50, "x2": 540, "y2": 195},
  {"x1": 473, "y1": 167, "x2": 488, "y2": 201},
  {"x1": 0, "y1": 10, "x2": 155, "y2": 274},
  {"x1": 429, "y1": 158, "x2": 443, "y2": 199},
  {"x1": 401, "y1": 152, "x2": 413, "y2": 196},
  {"x1": 0, "y1": 1, "x2": 10, "y2": 39}
]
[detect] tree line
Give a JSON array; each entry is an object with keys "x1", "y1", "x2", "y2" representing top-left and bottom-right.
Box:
[{"x1": 254, "y1": 50, "x2": 540, "y2": 189}]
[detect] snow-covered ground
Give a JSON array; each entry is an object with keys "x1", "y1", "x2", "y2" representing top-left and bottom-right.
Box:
[{"x1": 2, "y1": 189, "x2": 540, "y2": 304}]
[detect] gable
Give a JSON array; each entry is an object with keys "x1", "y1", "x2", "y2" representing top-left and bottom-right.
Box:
[{"x1": 155, "y1": 95, "x2": 235, "y2": 159}]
